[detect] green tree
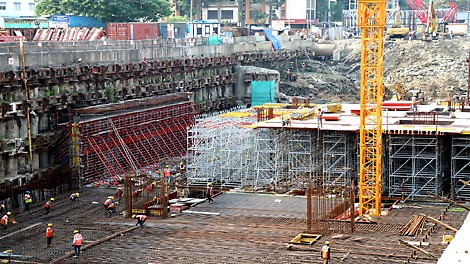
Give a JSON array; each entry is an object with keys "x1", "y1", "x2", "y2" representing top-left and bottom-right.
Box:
[
  {"x1": 35, "y1": 0, "x2": 172, "y2": 22},
  {"x1": 266, "y1": 0, "x2": 285, "y2": 25},
  {"x1": 166, "y1": 15, "x2": 189, "y2": 22}
]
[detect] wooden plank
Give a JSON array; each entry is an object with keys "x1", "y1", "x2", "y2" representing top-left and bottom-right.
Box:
[
  {"x1": 398, "y1": 239, "x2": 438, "y2": 260},
  {"x1": 420, "y1": 213, "x2": 459, "y2": 232}
]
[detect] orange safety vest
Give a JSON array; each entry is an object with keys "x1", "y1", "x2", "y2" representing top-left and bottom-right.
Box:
[
  {"x1": 207, "y1": 186, "x2": 213, "y2": 196},
  {"x1": 103, "y1": 199, "x2": 111, "y2": 206},
  {"x1": 0, "y1": 215, "x2": 7, "y2": 225},
  {"x1": 137, "y1": 215, "x2": 147, "y2": 221},
  {"x1": 46, "y1": 227, "x2": 53, "y2": 238},
  {"x1": 43, "y1": 202, "x2": 51, "y2": 209},
  {"x1": 73, "y1": 233, "x2": 83, "y2": 246},
  {"x1": 163, "y1": 168, "x2": 171, "y2": 177},
  {"x1": 321, "y1": 245, "x2": 330, "y2": 259}
]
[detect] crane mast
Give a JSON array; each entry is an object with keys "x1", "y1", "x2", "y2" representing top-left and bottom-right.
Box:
[{"x1": 358, "y1": 0, "x2": 386, "y2": 216}]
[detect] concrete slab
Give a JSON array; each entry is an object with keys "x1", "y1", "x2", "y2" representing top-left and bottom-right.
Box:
[{"x1": 437, "y1": 211, "x2": 470, "y2": 264}]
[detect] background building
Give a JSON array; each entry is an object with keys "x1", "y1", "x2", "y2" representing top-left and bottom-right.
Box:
[{"x1": 0, "y1": 0, "x2": 36, "y2": 18}]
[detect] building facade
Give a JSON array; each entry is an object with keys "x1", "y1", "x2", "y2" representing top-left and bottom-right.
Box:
[{"x1": 0, "y1": 0, "x2": 35, "y2": 18}]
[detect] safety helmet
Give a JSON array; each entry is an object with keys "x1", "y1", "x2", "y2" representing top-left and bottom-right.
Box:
[
  {"x1": 7, "y1": 212, "x2": 11, "y2": 215},
  {"x1": 207, "y1": 182, "x2": 212, "y2": 186},
  {"x1": 165, "y1": 165, "x2": 169, "y2": 168},
  {"x1": 107, "y1": 196, "x2": 113, "y2": 199},
  {"x1": 48, "y1": 223, "x2": 53, "y2": 227},
  {"x1": 50, "y1": 198, "x2": 55, "y2": 201},
  {"x1": 180, "y1": 162, "x2": 184, "y2": 165},
  {"x1": 1, "y1": 204, "x2": 4, "y2": 208},
  {"x1": 25, "y1": 190, "x2": 30, "y2": 194},
  {"x1": 325, "y1": 241, "x2": 330, "y2": 245},
  {"x1": 73, "y1": 230, "x2": 79, "y2": 234},
  {"x1": 76, "y1": 193, "x2": 80, "y2": 197},
  {"x1": 118, "y1": 187, "x2": 122, "y2": 190},
  {"x1": 132, "y1": 214, "x2": 136, "y2": 218}
]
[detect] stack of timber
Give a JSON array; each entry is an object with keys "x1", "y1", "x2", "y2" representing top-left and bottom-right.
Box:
[
  {"x1": 290, "y1": 107, "x2": 315, "y2": 120},
  {"x1": 398, "y1": 214, "x2": 426, "y2": 236}
]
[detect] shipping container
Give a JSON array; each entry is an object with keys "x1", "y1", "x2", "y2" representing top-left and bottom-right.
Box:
[
  {"x1": 158, "y1": 23, "x2": 187, "y2": 39},
  {"x1": 68, "y1": 16, "x2": 104, "y2": 28},
  {"x1": 106, "y1": 22, "x2": 159, "y2": 40}
]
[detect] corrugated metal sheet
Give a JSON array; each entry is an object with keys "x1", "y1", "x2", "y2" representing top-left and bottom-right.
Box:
[{"x1": 33, "y1": 27, "x2": 105, "y2": 42}]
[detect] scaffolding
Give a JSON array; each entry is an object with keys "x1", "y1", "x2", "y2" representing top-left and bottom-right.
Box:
[
  {"x1": 187, "y1": 113, "x2": 256, "y2": 187},
  {"x1": 287, "y1": 130, "x2": 315, "y2": 189},
  {"x1": 322, "y1": 131, "x2": 356, "y2": 195},
  {"x1": 254, "y1": 128, "x2": 287, "y2": 189},
  {"x1": 74, "y1": 94, "x2": 195, "y2": 185},
  {"x1": 451, "y1": 136, "x2": 470, "y2": 198},
  {"x1": 387, "y1": 135, "x2": 444, "y2": 200}
]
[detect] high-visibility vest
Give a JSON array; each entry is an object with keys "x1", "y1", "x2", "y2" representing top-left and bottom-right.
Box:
[
  {"x1": 46, "y1": 227, "x2": 53, "y2": 238},
  {"x1": 207, "y1": 186, "x2": 213, "y2": 196},
  {"x1": 103, "y1": 199, "x2": 111, "y2": 206},
  {"x1": 73, "y1": 234, "x2": 83, "y2": 246},
  {"x1": 163, "y1": 168, "x2": 171, "y2": 177},
  {"x1": 25, "y1": 194, "x2": 32, "y2": 204},
  {"x1": 0, "y1": 215, "x2": 7, "y2": 225},
  {"x1": 43, "y1": 202, "x2": 51, "y2": 209},
  {"x1": 137, "y1": 215, "x2": 147, "y2": 221},
  {"x1": 321, "y1": 245, "x2": 330, "y2": 259}
]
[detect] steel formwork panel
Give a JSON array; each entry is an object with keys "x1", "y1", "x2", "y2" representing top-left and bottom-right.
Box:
[
  {"x1": 387, "y1": 135, "x2": 443, "y2": 200},
  {"x1": 451, "y1": 136, "x2": 470, "y2": 198},
  {"x1": 77, "y1": 101, "x2": 195, "y2": 185}
]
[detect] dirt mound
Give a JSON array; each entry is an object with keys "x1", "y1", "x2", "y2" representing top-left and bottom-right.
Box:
[{"x1": 280, "y1": 38, "x2": 470, "y2": 103}]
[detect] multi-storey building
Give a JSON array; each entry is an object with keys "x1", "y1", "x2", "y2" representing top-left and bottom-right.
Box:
[{"x1": 0, "y1": 0, "x2": 35, "y2": 18}]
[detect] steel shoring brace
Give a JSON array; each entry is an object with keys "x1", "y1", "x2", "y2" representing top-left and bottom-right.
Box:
[{"x1": 109, "y1": 119, "x2": 138, "y2": 173}]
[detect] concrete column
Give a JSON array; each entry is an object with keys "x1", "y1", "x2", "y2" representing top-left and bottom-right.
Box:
[
  {"x1": 38, "y1": 113, "x2": 48, "y2": 132},
  {"x1": 5, "y1": 119, "x2": 19, "y2": 139},
  {"x1": 0, "y1": 156, "x2": 4, "y2": 179},
  {"x1": 19, "y1": 117, "x2": 28, "y2": 139},
  {"x1": 31, "y1": 115, "x2": 38, "y2": 138},
  {"x1": 17, "y1": 156, "x2": 28, "y2": 174},
  {"x1": 6, "y1": 157, "x2": 18, "y2": 178},
  {"x1": 0, "y1": 122, "x2": 6, "y2": 140},
  {"x1": 39, "y1": 151, "x2": 48, "y2": 169},
  {"x1": 32, "y1": 152, "x2": 40, "y2": 171}
]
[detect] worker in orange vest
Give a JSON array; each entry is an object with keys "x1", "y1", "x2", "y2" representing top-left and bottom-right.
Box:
[
  {"x1": 206, "y1": 183, "x2": 214, "y2": 204},
  {"x1": 412, "y1": 96, "x2": 417, "y2": 111},
  {"x1": 133, "y1": 214, "x2": 147, "y2": 228},
  {"x1": 179, "y1": 162, "x2": 186, "y2": 175},
  {"x1": 321, "y1": 241, "x2": 331, "y2": 264},
  {"x1": 163, "y1": 165, "x2": 171, "y2": 184},
  {"x1": 69, "y1": 193, "x2": 79, "y2": 201},
  {"x1": 46, "y1": 223, "x2": 54, "y2": 247},
  {"x1": 43, "y1": 198, "x2": 55, "y2": 215},
  {"x1": 72, "y1": 230, "x2": 83, "y2": 257},
  {"x1": 1, "y1": 212, "x2": 13, "y2": 231},
  {"x1": 115, "y1": 187, "x2": 123, "y2": 201}
]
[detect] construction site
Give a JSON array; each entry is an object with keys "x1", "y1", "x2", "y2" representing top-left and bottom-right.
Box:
[{"x1": 1, "y1": 4, "x2": 470, "y2": 264}]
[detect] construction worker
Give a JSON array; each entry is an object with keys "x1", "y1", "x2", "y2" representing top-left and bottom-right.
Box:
[
  {"x1": 1, "y1": 212, "x2": 15, "y2": 231},
  {"x1": 24, "y1": 191, "x2": 32, "y2": 213},
  {"x1": 321, "y1": 241, "x2": 331, "y2": 264},
  {"x1": 317, "y1": 108, "x2": 323, "y2": 128},
  {"x1": 69, "y1": 193, "x2": 79, "y2": 201},
  {"x1": 133, "y1": 214, "x2": 147, "y2": 228},
  {"x1": 46, "y1": 223, "x2": 54, "y2": 247},
  {"x1": 301, "y1": 62, "x2": 306, "y2": 73},
  {"x1": 0, "y1": 204, "x2": 5, "y2": 215},
  {"x1": 72, "y1": 230, "x2": 83, "y2": 257},
  {"x1": 206, "y1": 183, "x2": 214, "y2": 204},
  {"x1": 163, "y1": 165, "x2": 171, "y2": 178},
  {"x1": 412, "y1": 96, "x2": 417, "y2": 111},
  {"x1": 115, "y1": 187, "x2": 123, "y2": 201},
  {"x1": 103, "y1": 196, "x2": 115, "y2": 216},
  {"x1": 43, "y1": 198, "x2": 54, "y2": 215},
  {"x1": 179, "y1": 162, "x2": 186, "y2": 175},
  {"x1": 286, "y1": 68, "x2": 291, "y2": 81}
]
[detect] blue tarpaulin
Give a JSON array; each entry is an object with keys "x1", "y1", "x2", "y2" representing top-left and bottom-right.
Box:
[
  {"x1": 263, "y1": 28, "x2": 281, "y2": 51},
  {"x1": 251, "y1": 80, "x2": 276, "y2": 106}
]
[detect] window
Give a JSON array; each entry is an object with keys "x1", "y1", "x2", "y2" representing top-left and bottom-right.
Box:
[
  {"x1": 28, "y1": 2, "x2": 35, "y2": 11},
  {"x1": 207, "y1": 10, "x2": 218, "y2": 19},
  {"x1": 14, "y1": 2, "x2": 20, "y2": 11},
  {"x1": 0, "y1": 2, "x2": 6, "y2": 10},
  {"x1": 221, "y1": 10, "x2": 233, "y2": 20}
]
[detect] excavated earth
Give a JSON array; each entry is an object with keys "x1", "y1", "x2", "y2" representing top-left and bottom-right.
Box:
[
  {"x1": 0, "y1": 187, "x2": 467, "y2": 263},
  {"x1": 280, "y1": 38, "x2": 470, "y2": 103}
]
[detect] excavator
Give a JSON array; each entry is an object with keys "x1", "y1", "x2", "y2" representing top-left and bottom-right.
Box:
[
  {"x1": 385, "y1": 83, "x2": 424, "y2": 102},
  {"x1": 386, "y1": 3, "x2": 410, "y2": 39}
]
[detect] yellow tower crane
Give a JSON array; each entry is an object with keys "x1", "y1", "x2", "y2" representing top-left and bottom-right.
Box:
[{"x1": 358, "y1": 0, "x2": 386, "y2": 216}]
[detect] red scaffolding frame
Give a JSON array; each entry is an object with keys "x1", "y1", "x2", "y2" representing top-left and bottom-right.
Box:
[{"x1": 77, "y1": 101, "x2": 195, "y2": 185}]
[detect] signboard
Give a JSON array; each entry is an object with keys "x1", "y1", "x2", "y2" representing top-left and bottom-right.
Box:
[
  {"x1": 52, "y1": 15, "x2": 70, "y2": 23},
  {"x1": 272, "y1": 20, "x2": 286, "y2": 30}
]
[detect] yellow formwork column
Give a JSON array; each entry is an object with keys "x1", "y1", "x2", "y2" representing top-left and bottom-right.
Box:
[{"x1": 358, "y1": 0, "x2": 386, "y2": 216}]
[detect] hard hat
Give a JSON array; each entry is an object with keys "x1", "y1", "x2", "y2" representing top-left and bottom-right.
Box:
[
  {"x1": 50, "y1": 198, "x2": 55, "y2": 201},
  {"x1": 7, "y1": 212, "x2": 11, "y2": 215},
  {"x1": 207, "y1": 182, "x2": 212, "y2": 186},
  {"x1": 0, "y1": 204, "x2": 4, "y2": 208},
  {"x1": 73, "y1": 230, "x2": 79, "y2": 234},
  {"x1": 76, "y1": 193, "x2": 80, "y2": 197},
  {"x1": 325, "y1": 241, "x2": 330, "y2": 245},
  {"x1": 165, "y1": 165, "x2": 169, "y2": 167},
  {"x1": 132, "y1": 214, "x2": 136, "y2": 218},
  {"x1": 180, "y1": 162, "x2": 184, "y2": 165},
  {"x1": 118, "y1": 187, "x2": 122, "y2": 190},
  {"x1": 107, "y1": 196, "x2": 113, "y2": 199},
  {"x1": 48, "y1": 223, "x2": 53, "y2": 227},
  {"x1": 25, "y1": 190, "x2": 30, "y2": 194}
]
